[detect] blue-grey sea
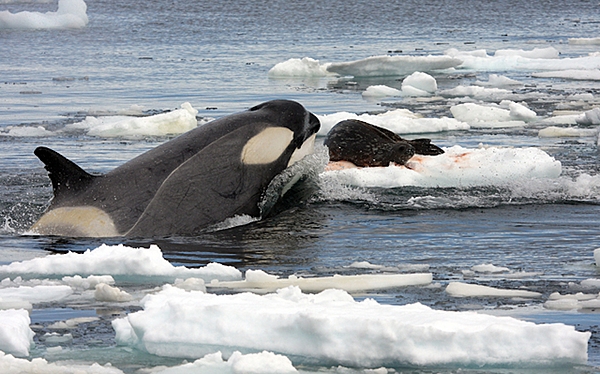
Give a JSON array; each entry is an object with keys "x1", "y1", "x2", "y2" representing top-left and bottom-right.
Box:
[{"x1": 1, "y1": 0, "x2": 600, "y2": 372}]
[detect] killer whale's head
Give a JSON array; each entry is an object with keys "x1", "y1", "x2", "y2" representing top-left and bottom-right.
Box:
[{"x1": 241, "y1": 100, "x2": 320, "y2": 167}]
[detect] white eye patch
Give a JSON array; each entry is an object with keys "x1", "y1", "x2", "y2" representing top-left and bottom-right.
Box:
[{"x1": 241, "y1": 127, "x2": 294, "y2": 165}]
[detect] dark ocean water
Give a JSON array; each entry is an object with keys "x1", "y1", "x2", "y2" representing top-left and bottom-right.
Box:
[{"x1": 1, "y1": 0, "x2": 600, "y2": 372}]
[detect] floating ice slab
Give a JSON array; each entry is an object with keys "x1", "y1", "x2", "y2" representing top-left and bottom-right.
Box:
[
  {"x1": 450, "y1": 102, "x2": 536, "y2": 128},
  {"x1": 113, "y1": 286, "x2": 589, "y2": 367},
  {"x1": 544, "y1": 292, "x2": 600, "y2": 311},
  {"x1": 326, "y1": 55, "x2": 462, "y2": 77},
  {"x1": 538, "y1": 126, "x2": 598, "y2": 138},
  {"x1": 153, "y1": 351, "x2": 297, "y2": 374},
  {"x1": 321, "y1": 145, "x2": 561, "y2": 188},
  {"x1": 317, "y1": 109, "x2": 469, "y2": 136},
  {"x1": 474, "y1": 74, "x2": 523, "y2": 87},
  {"x1": 0, "y1": 244, "x2": 241, "y2": 282},
  {"x1": 569, "y1": 37, "x2": 600, "y2": 45},
  {"x1": 362, "y1": 85, "x2": 402, "y2": 98},
  {"x1": 0, "y1": 351, "x2": 123, "y2": 373},
  {"x1": 532, "y1": 69, "x2": 600, "y2": 81},
  {"x1": 0, "y1": 285, "x2": 73, "y2": 304},
  {"x1": 268, "y1": 57, "x2": 333, "y2": 77},
  {"x1": 65, "y1": 102, "x2": 199, "y2": 138},
  {"x1": 595, "y1": 248, "x2": 600, "y2": 266},
  {"x1": 446, "y1": 47, "x2": 600, "y2": 71},
  {"x1": 0, "y1": 0, "x2": 88, "y2": 30},
  {"x1": 446, "y1": 282, "x2": 542, "y2": 298},
  {"x1": 207, "y1": 269, "x2": 432, "y2": 293},
  {"x1": 0, "y1": 309, "x2": 34, "y2": 357}
]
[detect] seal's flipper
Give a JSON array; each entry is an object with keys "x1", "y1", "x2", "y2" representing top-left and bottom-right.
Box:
[
  {"x1": 34, "y1": 146, "x2": 97, "y2": 202},
  {"x1": 127, "y1": 125, "x2": 286, "y2": 237}
]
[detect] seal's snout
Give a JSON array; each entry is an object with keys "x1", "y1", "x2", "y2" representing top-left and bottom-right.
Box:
[{"x1": 391, "y1": 142, "x2": 415, "y2": 165}]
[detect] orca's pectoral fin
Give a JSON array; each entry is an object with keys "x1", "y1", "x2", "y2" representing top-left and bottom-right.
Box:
[
  {"x1": 34, "y1": 146, "x2": 97, "y2": 201},
  {"x1": 408, "y1": 139, "x2": 445, "y2": 156},
  {"x1": 126, "y1": 126, "x2": 276, "y2": 237}
]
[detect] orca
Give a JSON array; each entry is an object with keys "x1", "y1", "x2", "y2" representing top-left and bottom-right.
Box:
[
  {"x1": 324, "y1": 119, "x2": 443, "y2": 167},
  {"x1": 30, "y1": 100, "x2": 320, "y2": 238}
]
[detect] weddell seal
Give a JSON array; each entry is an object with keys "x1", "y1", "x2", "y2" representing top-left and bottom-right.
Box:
[
  {"x1": 30, "y1": 100, "x2": 320, "y2": 238},
  {"x1": 324, "y1": 119, "x2": 444, "y2": 168}
]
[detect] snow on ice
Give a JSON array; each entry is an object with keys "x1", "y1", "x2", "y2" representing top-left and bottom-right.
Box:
[
  {"x1": 0, "y1": 244, "x2": 241, "y2": 282},
  {"x1": 112, "y1": 285, "x2": 590, "y2": 367},
  {"x1": 0, "y1": 309, "x2": 34, "y2": 357},
  {"x1": 446, "y1": 282, "x2": 542, "y2": 298},
  {"x1": 0, "y1": 0, "x2": 88, "y2": 30},
  {"x1": 0, "y1": 351, "x2": 123, "y2": 374},
  {"x1": 321, "y1": 145, "x2": 561, "y2": 188}
]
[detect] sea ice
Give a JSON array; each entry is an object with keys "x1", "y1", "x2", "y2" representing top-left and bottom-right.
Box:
[
  {"x1": 0, "y1": 0, "x2": 88, "y2": 30},
  {"x1": 0, "y1": 285, "x2": 73, "y2": 304},
  {"x1": 268, "y1": 57, "x2": 333, "y2": 77},
  {"x1": 0, "y1": 244, "x2": 242, "y2": 282},
  {"x1": 113, "y1": 285, "x2": 589, "y2": 367},
  {"x1": 64, "y1": 102, "x2": 199, "y2": 138},
  {"x1": 152, "y1": 351, "x2": 298, "y2": 374},
  {"x1": 446, "y1": 282, "x2": 542, "y2": 298},
  {"x1": 544, "y1": 292, "x2": 600, "y2": 311},
  {"x1": 401, "y1": 71, "x2": 437, "y2": 96},
  {"x1": 450, "y1": 102, "x2": 536, "y2": 128},
  {"x1": 474, "y1": 74, "x2": 523, "y2": 87},
  {"x1": 362, "y1": 85, "x2": 402, "y2": 98},
  {"x1": 471, "y1": 264, "x2": 510, "y2": 273},
  {"x1": 532, "y1": 69, "x2": 600, "y2": 81},
  {"x1": 538, "y1": 126, "x2": 598, "y2": 138},
  {"x1": 321, "y1": 145, "x2": 561, "y2": 188},
  {"x1": 317, "y1": 109, "x2": 469, "y2": 136},
  {"x1": 207, "y1": 269, "x2": 432, "y2": 293},
  {"x1": 0, "y1": 126, "x2": 54, "y2": 137},
  {"x1": 569, "y1": 37, "x2": 600, "y2": 45},
  {"x1": 326, "y1": 55, "x2": 462, "y2": 77},
  {"x1": 440, "y1": 85, "x2": 513, "y2": 100},
  {"x1": 595, "y1": 248, "x2": 600, "y2": 266},
  {"x1": 0, "y1": 351, "x2": 123, "y2": 374},
  {"x1": 0, "y1": 309, "x2": 34, "y2": 357},
  {"x1": 94, "y1": 283, "x2": 134, "y2": 302}
]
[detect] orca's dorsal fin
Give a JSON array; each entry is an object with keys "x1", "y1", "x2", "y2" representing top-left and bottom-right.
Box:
[{"x1": 34, "y1": 146, "x2": 97, "y2": 201}]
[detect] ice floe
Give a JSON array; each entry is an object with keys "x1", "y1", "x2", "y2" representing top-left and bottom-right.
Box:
[
  {"x1": 446, "y1": 282, "x2": 542, "y2": 298},
  {"x1": 0, "y1": 0, "x2": 88, "y2": 30},
  {"x1": 64, "y1": 102, "x2": 199, "y2": 138},
  {"x1": 532, "y1": 69, "x2": 600, "y2": 81},
  {"x1": 595, "y1": 248, "x2": 600, "y2": 266},
  {"x1": 321, "y1": 145, "x2": 561, "y2": 188},
  {"x1": 544, "y1": 292, "x2": 600, "y2": 311},
  {"x1": 450, "y1": 101, "x2": 537, "y2": 127},
  {"x1": 207, "y1": 269, "x2": 432, "y2": 293},
  {"x1": 317, "y1": 109, "x2": 468, "y2": 136},
  {"x1": 113, "y1": 285, "x2": 589, "y2": 367},
  {"x1": 0, "y1": 309, "x2": 34, "y2": 357},
  {"x1": 0, "y1": 284, "x2": 73, "y2": 304},
  {"x1": 268, "y1": 57, "x2": 334, "y2": 77},
  {"x1": 0, "y1": 351, "x2": 123, "y2": 373},
  {"x1": 538, "y1": 126, "x2": 598, "y2": 138},
  {"x1": 0, "y1": 244, "x2": 242, "y2": 282},
  {"x1": 569, "y1": 37, "x2": 600, "y2": 45},
  {"x1": 474, "y1": 74, "x2": 523, "y2": 87}
]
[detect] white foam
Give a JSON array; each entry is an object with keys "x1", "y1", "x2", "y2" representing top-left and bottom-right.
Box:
[
  {"x1": 317, "y1": 109, "x2": 469, "y2": 136},
  {"x1": 0, "y1": 351, "x2": 123, "y2": 373},
  {"x1": 152, "y1": 351, "x2": 298, "y2": 374},
  {"x1": 321, "y1": 145, "x2": 561, "y2": 188},
  {"x1": 446, "y1": 282, "x2": 542, "y2": 298},
  {"x1": 113, "y1": 285, "x2": 589, "y2": 366},
  {"x1": 0, "y1": 244, "x2": 242, "y2": 282},
  {"x1": 0, "y1": 309, "x2": 34, "y2": 357},
  {"x1": 0, "y1": 0, "x2": 88, "y2": 30},
  {"x1": 532, "y1": 69, "x2": 600, "y2": 81},
  {"x1": 65, "y1": 102, "x2": 199, "y2": 138},
  {"x1": 207, "y1": 269, "x2": 432, "y2": 293}
]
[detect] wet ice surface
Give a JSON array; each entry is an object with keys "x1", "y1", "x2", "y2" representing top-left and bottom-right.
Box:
[{"x1": 2, "y1": 0, "x2": 600, "y2": 372}]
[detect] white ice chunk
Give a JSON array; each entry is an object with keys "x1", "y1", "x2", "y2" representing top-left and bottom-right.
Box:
[
  {"x1": 113, "y1": 286, "x2": 589, "y2": 367},
  {"x1": 153, "y1": 351, "x2": 297, "y2": 374},
  {"x1": 544, "y1": 292, "x2": 600, "y2": 310},
  {"x1": 450, "y1": 102, "x2": 534, "y2": 128},
  {"x1": 569, "y1": 37, "x2": 600, "y2": 45},
  {"x1": 62, "y1": 275, "x2": 115, "y2": 290},
  {"x1": 471, "y1": 264, "x2": 509, "y2": 273},
  {"x1": 446, "y1": 282, "x2": 542, "y2": 298},
  {"x1": 208, "y1": 270, "x2": 432, "y2": 293},
  {"x1": 326, "y1": 55, "x2": 462, "y2": 77},
  {"x1": 94, "y1": 283, "x2": 134, "y2": 302},
  {"x1": 400, "y1": 71, "x2": 437, "y2": 96},
  {"x1": 362, "y1": 85, "x2": 402, "y2": 98},
  {"x1": 322, "y1": 145, "x2": 561, "y2": 188},
  {"x1": 532, "y1": 69, "x2": 600, "y2": 81},
  {"x1": 595, "y1": 248, "x2": 600, "y2": 266},
  {"x1": 0, "y1": 309, "x2": 34, "y2": 357},
  {"x1": 267, "y1": 57, "x2": 333, "y2": 77},
  {"x1": 47, "y1": 317, "x2": 100, "y2": 330},
  {"x1": 0, "y1": 244, "x2": 242, "y2": 283},
  {"x1": 538, "y1": 126, "x2": 598, "y2": 138},
  {"x1": 440, "y1": 85, "x2": 513, "y2": 100},
  {"x1": 0, "y1": 126, "x2": 54, "y2": 137},
  {"x1": 65, "y1": 102, "x2": 198, "y2": 138},
  {"x1": 0, "y1": 285, "x2": 73, "y2": 304},
  {"x1": 0, "y1": 0, "x2": 88, "y2": 30},
  {"x1": 577, "y1": 107, "x2": 600, "y2": 125},
  {"x1": 0, "y1": 351, "x2": 123, "y2": 373},
  {"x1": 474, "y1": 74, "x2": 523, "y2": 87},
  {"x1": 494, "y1": 47, "x2": 559, "y2": 59},
  {"x1": 174, "y1": 278, "x2": 207, "y2": 292},
  {"x1": 317, "y1": 109, "x2": 469, "y2": 136}
]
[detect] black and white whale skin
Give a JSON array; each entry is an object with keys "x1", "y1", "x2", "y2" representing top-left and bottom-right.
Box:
[
  {"x1": 324, "y1": 119, "x2": 444, "y2": 167},
  {"x1": 30, "y1": 100, "x2": 320, "y2": 238}
]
